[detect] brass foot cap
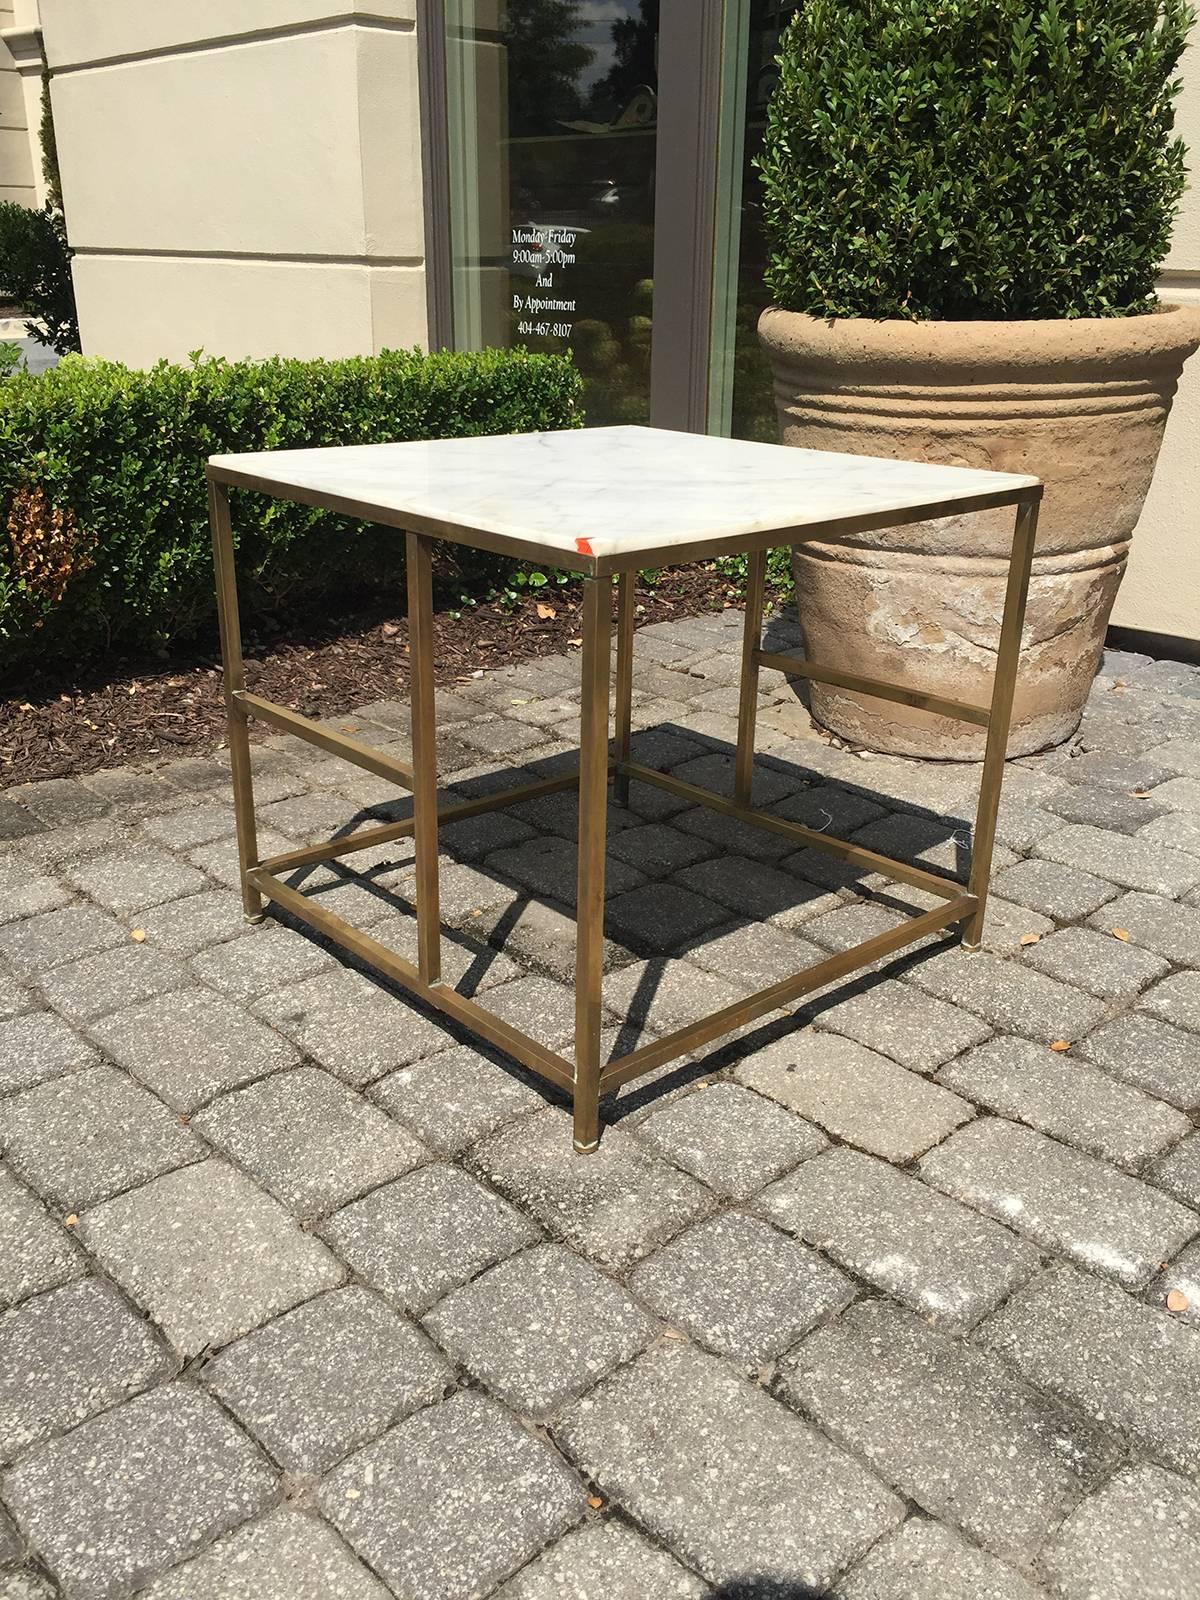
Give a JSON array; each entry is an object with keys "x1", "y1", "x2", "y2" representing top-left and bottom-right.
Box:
[
  {"x1": 244, "y1": 912, "x2": 267, "y2": 925},
  {"x1": 573, "y1": 1138, "x2": 600, "y2": 1155},
  {"x1": 961, "y1": 939, "x2": 982, "y2": 952}
]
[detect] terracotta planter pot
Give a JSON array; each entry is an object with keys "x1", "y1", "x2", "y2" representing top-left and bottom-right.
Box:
[{"x1": 759, "y1": 304, "x2": 1200, "y2": 758}]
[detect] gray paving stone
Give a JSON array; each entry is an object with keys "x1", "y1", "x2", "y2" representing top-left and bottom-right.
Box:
[
  {"x1": 190, "y1": 924, "x2": 332, "y2": 1000},
  {"x1": 131, "y1": 889, "x2": 249, "y2": 958},
  {"x1": 161, "y1": 754, "x2": 233, "y2": 792},
  {"x1": 984, "y1": 1263, "x2": 1200, "y2": 1476},
  {"x1": 1022, "y1": 924, "x2": 1169, "y2": 1001},
  {"x1": 321, "y1": 1162, "x2": 539, "y2": 1313},
  {"x1": 1151, "y1": 1133, "x2": 1200, "y2": 1208},
  {"x1": 835, "y1": 1518, "x2": 1045, "y2": 1600},
  {"x1": 1152, "y1": 1238, "x2": 1200, "y2": 1328},
  {"x1": 736, "y1": 1032, "x2": 974, "y2": 1163},
  {"x1": 1076, "y1": 1013, "x2": 1200, "y2": 1111},
  {"x1": 558, "y1": 1341, "x2": 902, "y2": 1591},
  {"x1": 802, "y1": 898, "x2": 938, "y2": 957},
  {"x1": 496, "y1": 1518, "x2": 707, "y2": 1600},
  {"x1": 1, "y1": 1384, "x2": 275, "y2": 1600},
  {"x1": 204, "y1": 1286, "x2": 449, "y2": 1474},
  {"x1": 756, "y1": 1147, "x2": 1039, "y2": 1332},
  {"x1": 938, "y1": 1036, "x2": 1190, "y2": 1169},
  {"x1": 922, "y1": 1118, "x2": 1199, "y2": 1290},
  {"x1": 207, "y1": 1057, "x2": 427, "y2": 1205},
  {"x1": 606, "y1": 821, "x2": 714, "y2": 876},
  {"x1": 1055, "y1": 750, "x2": 1179, "y2": 794},
  {"x1": 424, "y1": 1243, "x2": 654, "y2": 1418},
  {"x1": 0, "y1": 1168, "x2": 82, "y2": 1307},
  {"x1": 370, "y1": 1043, "x2": 545, "y2": 1156},
  {"x1": 770, "y1": 782, "x2": 888, "y2": 840},
  {"x1": 254, "y1": 968, "x2": 451, "y2": 1087},
  {"x1": 630, "y1": 1211, "x2": 852, "y2": 1369},
  {"x1": 673, "y1": 854, "x2": 840, "y2": 931},
  {"x1": 139, "y1": 802, "x2": 239, "y2": 852},
  {"x1": 604, "y1": 958, "x2": 749, "y2": 1037},
  {"x1": 0, "y1": 1503, "x2": 21, "y2": 1564},
  {"x1": 487, "y1": 834, "x2": 644, "y2": 902},
  {"x1": 603, "y1": 881, "x2": 729, "y2": 955},
  {"x1": 1149, "y1": 773, "x2": 1200, "y2": 811},
  {"x1": 1045, "y1": 782, "x2": 1167, "y2": 835},
  {"x1": 780, "y1": 1299, "x2": 1116, "y2": 1569},
  {"x1": 63, "y1": 845, "x2": 207, "y2": 914},
  {"x1": 1036, "y1": 822, "x2": 1200, "y2": 898},
  {"x1": 0, "y1": 1013, "x2": 96, "y2": 1097},
  {"x1": 683, "y1": 918, "x2": 828, "y2": 994},
  {"x1": 79, "y1": 1160, "x2": 344, "y2": 1357},
  {"x1": 992, "y1": 857, "x2": 1119, "y2": 921},
  {"x1": 1086, "y1": 889, "x2": 1200, "y2": 968},
  {"x1": 1141, "y1": 737, "x2": 1200, "y2": 774},
  {"x1": 90, "y1": 987, "x2": 298, "y2": 1112},
  {"x1": 321, "y1": 1389, "x2": 585, "y2": 1600},
  {"x1": 1142, "y1": 970, "x2": 1200, "y2": 1033},
  {"x1": 40, "y1": 942, "x2": 188, "y2": 1024},
  {"x1": 0, "y1": 798, "x2": 43, "y2": 844},
  {"x1": 0, "y1": 1278, "x2": 173, "y2": 1463},
  {"x1": 673, "y1": 802, "x2": 799, "y2": 862},
  {"x1": 0, "y1": 857, "x2": 72, "y2": 926},
  {"x1": 4, "y1": 780, "x2": 108, "y2": 831},
  {"x1": 852, "y1": 810, "x2": 1001, "y2": 881},
  {"x1": 80, "y1": 765, "x2": 194, "y2": 815},
  {"x1": 473, "y1": 1108, "x2": 711, "y2": 1271},
  {"x1": 475, "y1": 893, "x2": 634, "y2": 980},
  {"x1": 139, "y1": 1508, "x2": 391, "y2": 1600},
  {"x1": 905, "y1": 947, "x2": 1106, "y2": 1045},
  {"x1": 635, "y1": 1081, "x2": 827, "y2": 1198},
  {"x1": 476, "y1": 971, "x2": 581, "y2": 1050},
  {"x1": 0, "y1": 1066, "x2": 201, "y2": 1210},
  {"x1": 0, "y1": 904, "x2": 123, "y2": 979},
  {"x1": 812, "y1": 978, "x2": 991, "y2": 1072},
  {"x1": 1041, "y1": 1463, "x2": 1200, "y2": 1600},
  {"x1": 185, "y1": 827, "x2": 294, "y2": 893},
  {"x1": 1139, "y1": 804, "x2": 1200, "y2": 857},
  {"x1": 0, "y1": 971, "x2": 29, "y2": 1023}
]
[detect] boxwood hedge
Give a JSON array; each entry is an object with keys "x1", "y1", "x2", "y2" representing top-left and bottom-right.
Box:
[
  {"x1": 759, "y1": 0, "x2": 1194, "y2": 321},
  {"x1": 0, "y1": 345, "x2": 582, "y2": 672}
]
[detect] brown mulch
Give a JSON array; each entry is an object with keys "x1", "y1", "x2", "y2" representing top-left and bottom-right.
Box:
[{"x1": 1, "y1": 567, "x2": 754, "y2": 787}]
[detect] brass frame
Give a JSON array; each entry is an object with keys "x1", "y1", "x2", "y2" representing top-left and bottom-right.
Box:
[{"x1": 208, "y1": 467, "x2": 1041, "y2": 1152}]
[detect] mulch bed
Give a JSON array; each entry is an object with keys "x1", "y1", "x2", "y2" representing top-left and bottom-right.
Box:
[{"x1": 1, "y1": 567, "x2": 757, "y2": 787}]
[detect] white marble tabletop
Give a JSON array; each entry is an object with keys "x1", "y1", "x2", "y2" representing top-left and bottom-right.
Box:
[{"x1": 210, "y1": 425, "x2": 1039, "y2": 570}]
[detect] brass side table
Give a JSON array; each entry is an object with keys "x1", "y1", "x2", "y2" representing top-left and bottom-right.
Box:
[{"x1": 207, "y1": 426, "x2": 1041, "y2": 1153}]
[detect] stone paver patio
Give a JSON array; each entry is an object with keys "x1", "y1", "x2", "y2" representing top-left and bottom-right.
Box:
[{"x1": 2, "y1": 606, "x2": 1200, "y2": 1599}]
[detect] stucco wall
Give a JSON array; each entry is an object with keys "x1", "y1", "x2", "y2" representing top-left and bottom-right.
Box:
[
  {"x1": 0, "y1": 0, "x2": 37, "y2": 207},
  {"x1": 1110, "y1": 23, "x2": 1200, "y2": 646},
  {"x1": 38, "y1": 0, "x2": 429, "y2": 363}
]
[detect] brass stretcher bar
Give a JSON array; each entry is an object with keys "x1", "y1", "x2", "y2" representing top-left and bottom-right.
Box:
[{"x1": 208, "y1": 469, "x2": 1040, "y2": 1154}]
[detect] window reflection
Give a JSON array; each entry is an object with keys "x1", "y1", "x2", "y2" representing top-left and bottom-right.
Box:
[{"x1": 446, "y1": 1, "x2": 659, "y2": 424}]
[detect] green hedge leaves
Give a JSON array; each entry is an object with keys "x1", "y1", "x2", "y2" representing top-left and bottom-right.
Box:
[
  {"x1": 759, "y1": 0, "x2": 1194, "y2": 321},
  {"x1": 0, "y1": 346, "x2": 582, "y2": 671}
]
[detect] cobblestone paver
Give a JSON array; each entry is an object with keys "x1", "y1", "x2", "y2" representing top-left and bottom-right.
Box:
[{"x1": 2, "y1": 615, "x2": 1200, "y2": 1597}]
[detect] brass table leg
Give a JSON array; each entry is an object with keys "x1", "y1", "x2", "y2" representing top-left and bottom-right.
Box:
[
  {"x1": 735, "y1": 546, "x2": 767, "y2": 806},
  {"x1": 613, "y1": 571, "x2": 635, "y2": 809},
  {"x1": 964, "y1": 496, "x2": 1040, "y2": 949},
  {"x1": 573, "y1": 576, "x2": 613, "y2": 1152},
  {"x1": 407, "y1": 531, "x2": 442, "y2": 986},
  {"x1": 208, "y1": 478, "x2": 263, "y2": 923}
]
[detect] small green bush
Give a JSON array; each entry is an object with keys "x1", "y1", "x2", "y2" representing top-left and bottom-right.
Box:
[
  {"x1": 759, "y1": 0, "x2": 1194, "y2": 320},
  {"x1": 0, "y1": 346, "x2": 582, "y2": 671},
  {"x1": 0, "y1": 201, "x2": 79, "y2": 354}
]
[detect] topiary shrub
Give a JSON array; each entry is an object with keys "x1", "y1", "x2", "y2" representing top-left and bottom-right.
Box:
[
  {"x1": 0, "y1": 201, "x2": 80, "y2": 354},
  {"x1": 758, "y1": 0, "x2": 1195, "y2": 320},
  {"x1": 0, "y1": 345, "x2": 582, "y2": 671}
]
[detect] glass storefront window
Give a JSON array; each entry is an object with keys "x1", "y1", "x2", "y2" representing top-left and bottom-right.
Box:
[
  {"x1": 709, "y1": 0, "x2": 803, "y2": 440},
  {"x1": 445, "y1": 1, "x2": 660, "y2": 425}
]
